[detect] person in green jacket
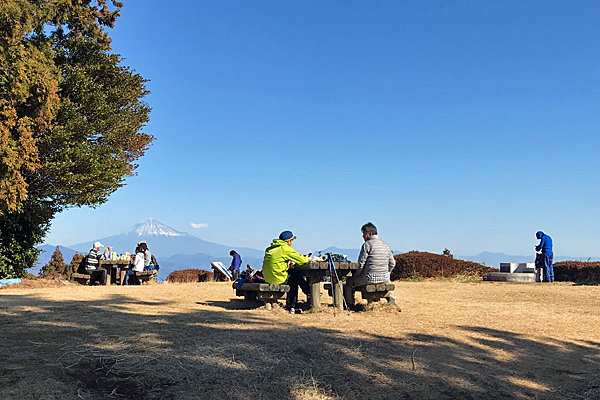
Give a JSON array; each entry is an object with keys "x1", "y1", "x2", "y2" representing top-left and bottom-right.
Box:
[{"x1": 262, "y1": 230, "x2": 310, "y2": 313}]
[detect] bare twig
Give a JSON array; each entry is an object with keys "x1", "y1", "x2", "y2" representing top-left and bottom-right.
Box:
[
  {"x1": 65, "y1": 357, "x2": 83, "y2": 369},
  {"x1": 411, "y1": 349, "x2": 417, "y2": 371}
]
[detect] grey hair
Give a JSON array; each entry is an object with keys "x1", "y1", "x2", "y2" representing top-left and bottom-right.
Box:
[{"x1": 361, "y1": 222, "x2": 377, "y2": 235}]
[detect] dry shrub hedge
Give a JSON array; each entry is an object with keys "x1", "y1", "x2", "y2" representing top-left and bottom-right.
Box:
[
  {"x1": 167, "y1": 269, "x2": 214, "y2": 283},
  {"x1": 391, "y1": 251, "x2": 496, "y2": 280},
  {"x1": 553, "y1": 261, "x2": 600, "y2": 284}
]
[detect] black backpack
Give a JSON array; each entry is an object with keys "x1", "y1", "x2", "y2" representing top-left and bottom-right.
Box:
[
  {"x1": 535, "y1": 253, "x2": 543, "y2": 270},
  {"x1": 77, "y1": 256, "x2": 88, "y2": 274},
  {"x1": 151, "y1": 254, "x2": 159, "y2": 271}
]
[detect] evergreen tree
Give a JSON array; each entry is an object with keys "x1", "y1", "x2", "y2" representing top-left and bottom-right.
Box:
[
  {"x1": 39, "y1": 246, "x2": 67, "y2": 279},
  {"x1": 0, "y1": 1, "x2": 153, "y2": 277}
]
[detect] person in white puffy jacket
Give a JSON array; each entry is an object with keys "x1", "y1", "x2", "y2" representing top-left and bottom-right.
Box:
[{"x1": 126, "y1": 246, "x2": 145, "y2": 285}]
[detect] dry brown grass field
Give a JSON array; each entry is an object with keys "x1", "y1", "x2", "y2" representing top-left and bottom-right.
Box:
[{"x1": 1, "y1": 280, "x2": 599, "y2": 399}]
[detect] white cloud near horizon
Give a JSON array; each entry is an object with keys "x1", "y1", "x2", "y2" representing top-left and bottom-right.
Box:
[{"x1": 190, "y1": 223, "x2": 208, "y2": 229}]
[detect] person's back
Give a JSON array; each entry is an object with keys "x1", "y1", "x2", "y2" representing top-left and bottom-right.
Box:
[
  {"x1": 536, "y1": 231, "x2": 553, "y2": 254},
  {"x1": 535, "y1": 231, "x2": 554, "y2": 282},
  {"x1": 132, "y1": 251, "x2": 145, "y2": 272},
  {"x1": 358, "y1": 234, "x2": 395, "y2": 282},
  {"x1": 345, "y1": 222, "x2": 399, "y2": 311},
  {"x1": 85, "y1": 247, "x2": 102, "y2": 273}
]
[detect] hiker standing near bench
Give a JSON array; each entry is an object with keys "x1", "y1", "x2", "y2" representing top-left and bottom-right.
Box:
[
  {"x1": 262, "y1": 230, "x2": 310, "y2": 314},
  {"x1": 229, "y1": 250, "x2": 242, "y2": 281},
  {"x1": 84, "y1": 242, "x2": 110, "y2": 285},
  {"x1": 343, "y1": 222, "x2": 399, "y2": 311},
  {"x1": 535, "y1": 231, "x2": 554, "y2": 282}
]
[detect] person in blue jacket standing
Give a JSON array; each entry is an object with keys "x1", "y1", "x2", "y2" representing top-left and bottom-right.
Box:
[
  {"x1": 229, "y1": 250, "x2": 242, "y2": 281},
  {"x1": 535, "y1": 231, "x2": 554, "y2": 282}
]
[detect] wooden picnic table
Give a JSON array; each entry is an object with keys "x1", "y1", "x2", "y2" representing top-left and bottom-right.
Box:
[
  {"x1": 99, "y1": 259, "x2": 130, "y2": 285},
  {"x1": 290, "y1": 261, "x2": 359, "y2": 309}
]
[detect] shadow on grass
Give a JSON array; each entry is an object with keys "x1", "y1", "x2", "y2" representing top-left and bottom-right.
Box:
[
  {"x1": 200, "y1": 299, "x2": 265, "y2": 310},
  {"x1": 0, "y1": 293, "x2": 599, "y2": 400}
]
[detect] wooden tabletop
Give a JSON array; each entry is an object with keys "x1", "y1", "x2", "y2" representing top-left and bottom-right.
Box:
[
  {"x1": 291, "y1": 261, "x2": 359, "y2": 270},
  {"x1": 99, "y1": 259, "x2": 131, "y2": 266}
]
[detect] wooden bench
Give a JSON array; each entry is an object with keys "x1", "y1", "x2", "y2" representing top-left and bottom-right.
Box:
[
  {"x1": 136, "y1": 270, "x2": 157, "y2": 283},
  {"x1": 233, "y1": 282, "x2": 290, "y2": 310},
  {"x1": 72, "y1": 273, "x2": 91, "y2": 285},
  {"x1": 359, "y1": 282, "x2": 395, "y2": 304},
  {"x1": 119, "y1": 269, "x2": 158, "y2": 285},
  {"x1": 325, "y1": 282, "x2": 396, "y2": 305}
]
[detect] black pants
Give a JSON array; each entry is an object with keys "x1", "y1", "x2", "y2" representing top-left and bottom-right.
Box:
[
  {"x1": 284, "y1": 270, "x2": 310, "y2": 309},
  {"x1": 87, "y1": 269, "x2": 107, "y2": 285}
]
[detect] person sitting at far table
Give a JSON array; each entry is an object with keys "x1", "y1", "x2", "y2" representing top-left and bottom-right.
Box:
[
  {"x1": 84, "y1": 241, "x2": 111, "y2": 285},
  {"x1": 125, "y1": 246, "x2": 145, "y2": 285},
  {"x1": 137, "y1": 241, "x2": 155, "y2": 270}
]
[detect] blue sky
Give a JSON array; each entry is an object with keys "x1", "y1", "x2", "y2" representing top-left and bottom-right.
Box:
[{"x1": 45, "y1": 0, "x2": 600, "y2": 257}]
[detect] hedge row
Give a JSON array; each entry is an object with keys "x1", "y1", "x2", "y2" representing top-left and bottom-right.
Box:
[
  {"x1": 167, "y1": 269, "x2": 214, "y2": 283},
  {"x1": 553, "y1": 261, "x2": 600, "y2": 283},
  {"x1": 391, "y1": 251, "x2": 496, "y2": 280}
]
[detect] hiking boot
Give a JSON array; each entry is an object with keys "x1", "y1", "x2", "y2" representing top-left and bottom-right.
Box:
[
  {"x1": 388, "y1": 298, "x2": 401, "y2": 312},
  {"x1": 349, "y1": 304, "x2": 366, "y2": 312}
]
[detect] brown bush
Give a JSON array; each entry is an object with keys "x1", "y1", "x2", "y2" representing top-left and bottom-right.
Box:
[
  {"x1": 167, "y1": 269, "x2": 214, "y2": 283},
  {"x1": 553, "y1": 261, "x2": 600, "y2": 284},
  {"x1": 391, "y1": 251, "x2": 496, "y2": 280}
]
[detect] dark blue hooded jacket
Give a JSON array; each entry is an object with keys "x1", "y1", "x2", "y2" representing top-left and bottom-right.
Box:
[{"x1": 535, "y1": 231, "x2": 553, "y2": 254}]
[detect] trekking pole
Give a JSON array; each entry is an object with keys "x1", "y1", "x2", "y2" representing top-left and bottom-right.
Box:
[
  {"x1": 328, "y1": 257, "x2": 350, "y2": 315},
  {"x1": 327, "y1": 257, "x2": 336, "y2": 317}
]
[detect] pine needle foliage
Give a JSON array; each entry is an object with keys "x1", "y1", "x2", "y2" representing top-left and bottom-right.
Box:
[
  {"x1": 0, "y1": 1, "x2": 153, "y2": 277},
  {"x1": 39, "y1": 246, "x2": 67, "y2": 279}
]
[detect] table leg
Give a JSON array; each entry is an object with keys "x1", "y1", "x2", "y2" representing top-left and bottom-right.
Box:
[
  {"x1": 332, "y1": 274, "x2": 343, "y2": 309},
  {"x1": 120, "y1": 268, "x2": 126, "y2": 286},
  {"x1": 105, "y1": 266, "x2": 111, "y2": 285},
  {"x1": 309, "y1": 277, "x2": 321, "y2": 309}
]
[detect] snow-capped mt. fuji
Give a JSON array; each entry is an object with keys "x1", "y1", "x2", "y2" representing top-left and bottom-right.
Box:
[{"x1": 124, "y1": 219, "x2": 187, "y2": 238}]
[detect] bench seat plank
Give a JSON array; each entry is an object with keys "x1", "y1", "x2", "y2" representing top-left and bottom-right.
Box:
[
  {"x1": 72, "y1": 273, "x2": 91, "y2": 285},
  {"x1": 235, "y1": 282, "x2": 290, "y2": 292},
  {"x1": 364, "y1": 283, "x2": 395, "y2": 292}
]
